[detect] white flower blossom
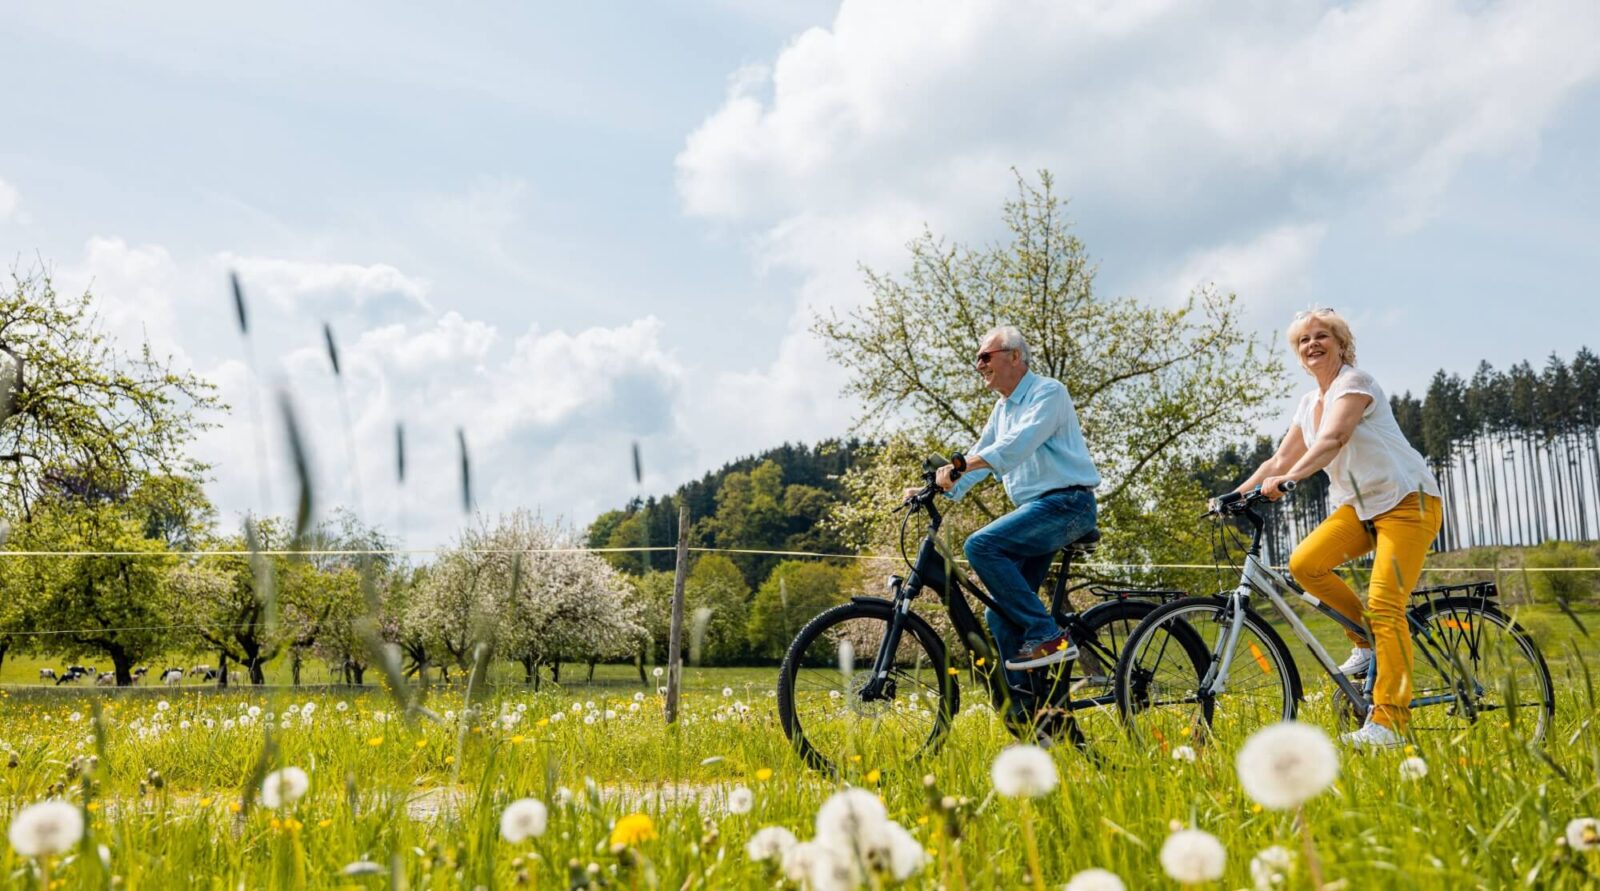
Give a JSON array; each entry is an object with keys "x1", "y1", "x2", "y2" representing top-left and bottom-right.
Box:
[
  {"x1": 7, "y1": 800, "x2": 84, "y2": 858},
  {"x1": 652, "y1": 667, "x2": 664, "y2": 678},
  {"x1": 633, "y1": 692, "x2": 646, "y2": 702},
  {"x1": 1160, "y1": 829, "x2": 1226, "y2": 884},
  {"x1": 728, "y1": 786, "x2": 754, "y2": 815},
  {"x1": 260, "y1": 767, "x2": 310, "y2": 809},
  {"x1": 499, "y1": 798, "x2": 548, "y2": 842},
  {"x1": 1236, "y1": 721, "x2": 1339, "y2": 810},
  {"x1": 1065, "y1": 867, "x2": 1126, "y2": 891},
  {"x1": 336, "y1": 701, "x2": 350, "y2": 713},
  {"x1": 745, "y1": 825, "x2": 797, "y2": 862},
  {"x1": 246, "y1": 706, "x2": 262, "y2": 719},
  {"x1": 1398, "y1": 756, "x2": 1429, "y2": 781},
  {"x1": 722, "y1": 687, "x2": 734, "y2": 698},
  {"x1": 1171, "y1": 745, "x2": 1197, "y2": 763},
  {"x1": 991, "y1": 744, "x2": 1058, "y2": 798}
]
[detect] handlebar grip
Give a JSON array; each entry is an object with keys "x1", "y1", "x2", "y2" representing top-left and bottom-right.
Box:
[
  {"x1": 948, "y1": 452, "x2": 966, "y2": 481},
  {"x1": 1281, "y1": 479, "x2": 1297, "y2": 492}
]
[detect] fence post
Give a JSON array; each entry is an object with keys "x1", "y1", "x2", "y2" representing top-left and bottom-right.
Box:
[{"x1": 665, "y1": 506, "x2": 689, "y2": 724}]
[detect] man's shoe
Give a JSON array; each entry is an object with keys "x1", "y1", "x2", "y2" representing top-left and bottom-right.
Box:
[
  {"x1": 1340, "y1": 720, "x2": 1404, "y2": 749},
  {"x1": 1004, "y1": 634, "x2": 1078, "y2": 671},
  {"x1": 1336, "y1": 646, "x2": 1375, "y2": 678}
]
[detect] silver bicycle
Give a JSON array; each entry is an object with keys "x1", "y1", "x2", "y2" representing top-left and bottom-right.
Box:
[{"x1": 1113, "y1": 482, "x2": 1554, "y2": 745}]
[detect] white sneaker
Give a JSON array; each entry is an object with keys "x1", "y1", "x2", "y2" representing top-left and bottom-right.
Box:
[
  {"x1": 1336, "y1": 647, "x2": 1375, "y2": 678},
  {"x1": 1340, "y1": 720, "x2": 1404, "y2": 749}
]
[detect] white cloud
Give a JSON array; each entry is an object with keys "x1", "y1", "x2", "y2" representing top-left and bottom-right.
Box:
[
  {"x1": 679, "y1": 0, "x2": 1600, "y2": 228},
  {"x1": 220, "y1": 254, "x2": 432, "y2": 322},
  {"x1": 1159, "y1": 222, "x2": 1328, "y2": 308},
  {"x1": 674, "y1": 0, "x2": 1600, "y2": 458}
]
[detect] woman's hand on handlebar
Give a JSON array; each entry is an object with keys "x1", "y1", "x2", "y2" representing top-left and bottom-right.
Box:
[{"x1": 1260, "y1": 476, "x2": 1296, "y2": 500}]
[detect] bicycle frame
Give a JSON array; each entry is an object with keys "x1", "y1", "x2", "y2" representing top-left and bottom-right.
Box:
[{"x1": 1208, "y1": 499, "x2": 1484, "y2": 718}]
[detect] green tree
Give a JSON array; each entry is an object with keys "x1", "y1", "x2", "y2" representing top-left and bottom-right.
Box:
[
  {"x1": 685, "y1": 553, "x2": 750, "y2": 664},
  {"x1": 27, "y1": 497, "x2": 179, "y2": 685},
  {"x1": 815, "y1": 172, "x2": 1285, "y2": 574},
  {"x1": 745, "y1": 560, "x2": 845, "y2": 660},
  {"x1": 0, "y1": 270, "x2": 219, "y2": 517}
]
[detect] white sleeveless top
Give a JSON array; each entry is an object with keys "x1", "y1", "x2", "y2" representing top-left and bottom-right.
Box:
[{"x1": 1293, "y1": 365, "x2": 1441, "y2": 521}]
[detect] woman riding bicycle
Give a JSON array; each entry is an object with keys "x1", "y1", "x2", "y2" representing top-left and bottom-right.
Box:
[{"x1": 1231, "y1": 307, "x2": 1442, "y2": 748}]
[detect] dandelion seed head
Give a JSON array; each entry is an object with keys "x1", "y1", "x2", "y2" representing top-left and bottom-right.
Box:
[
  {"x1": 991, "y1": 744, "x2": 1058, "y2": 798},
  {"x1": 1171, "y1": 745, "x2": 1197, "y2": 763},
  {"x1": 1160, "y1": 828, "x2": 1226, "y2": 884},
  {"x1": 745, "y1": 825, "x2": 797, "y2": 862},
  {"x1": 1399, "y1": 756, "x2": 1429, "y2": 781},
  {"x1": 1250, "y1": 844, "x2": 1294, "y2": 889},
  {"x1": 499, "y1": 798, "x2": 548, "y2": 843},
  {"x1": 884, "y1": 820, "x2": 925, "y2": 880},
  {"x1": 1065, "y1": 867, "x2": 1126, "y2": 891},
  {"x1": 260, "y1": 767, "x2": 309, "y2": 809},
  {"x1": 1567, "y1": 817, "x2": 1600, "y2": 851},
  {"x1": 728, "y1": 786, "x2": 754, "y2": 815},
  {"x1": 7, "y1": 799, "x2": 84, "y2": 858},
  {"x1": 814, "y1": 787, "x2": 891, "y2": 866},
  {"x1": 1236, "y1": 721, "x2": 1339, "y2": 810}
]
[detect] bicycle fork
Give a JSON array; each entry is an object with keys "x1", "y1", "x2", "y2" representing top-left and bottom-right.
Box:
[
  {"x1": 858, "y1": 583, "x2": 916, "y2": 702},
  {"x1": 1198, "y1": 587, "x2": 1252, "y2": 698}
]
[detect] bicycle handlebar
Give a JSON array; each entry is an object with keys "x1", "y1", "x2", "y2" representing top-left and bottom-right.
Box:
[{"x1": 1206, "y1": 480, "x2": 1296, "y2": 518}]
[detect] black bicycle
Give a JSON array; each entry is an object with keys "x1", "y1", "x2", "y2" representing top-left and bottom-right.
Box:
[{"x1": 776, "y1": 453, "x2": 1183, "y2": 775}]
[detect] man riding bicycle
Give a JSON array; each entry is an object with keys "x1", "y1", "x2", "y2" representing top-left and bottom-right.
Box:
[{"x1": 908, "y1": 325, "x2": 1100, "y2": 689}]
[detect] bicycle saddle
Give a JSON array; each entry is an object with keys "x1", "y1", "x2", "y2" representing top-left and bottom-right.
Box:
[{"x1": 1062, "y1": 528, "x2": 1101, "y2": 556}]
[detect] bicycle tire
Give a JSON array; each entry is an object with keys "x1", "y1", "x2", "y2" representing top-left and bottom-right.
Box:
[
  {"x1": 777, "y1": 599, "x2": 959, "y2": 776},
  {"x1": 1406, "y1": 595, "x2": 1555, "y2": 744},
  {"x1": 1050, "y1": 598, "x2": 1161, "y2": 756},
  {"x1": 1114, "y1": 595, "x2": 1302, "y2": 746}
]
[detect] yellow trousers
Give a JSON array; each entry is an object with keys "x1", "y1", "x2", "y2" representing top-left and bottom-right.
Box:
[{"x1": 1288, "y1": 493, "x2": 1443, "y2": 731}]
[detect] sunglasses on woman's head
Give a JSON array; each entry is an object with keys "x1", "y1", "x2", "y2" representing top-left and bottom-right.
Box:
[{"x1": 1293, "y1": 307, "x2": 1337, "y2": 320}]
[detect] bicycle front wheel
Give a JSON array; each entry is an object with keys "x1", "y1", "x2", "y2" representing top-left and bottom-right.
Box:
[
  {"x1": 1115, "y1": 596, "x2": 1301, "y2": 747},
  {"x1": 777, "y1": 600, "x2": 959, "y2": 776},
  {"x1": 1407, "y1": 596, "x2": 1555, "y2": 744}
]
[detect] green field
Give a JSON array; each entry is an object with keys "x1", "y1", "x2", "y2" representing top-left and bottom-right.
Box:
[{"x1": 2, "y1": 604, "x2": 1599, "y2": 889}]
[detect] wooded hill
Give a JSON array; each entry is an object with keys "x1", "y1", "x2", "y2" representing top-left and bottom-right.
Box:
[{"x1": 585, "y1": 439, "x2": 868, "y2": 589}]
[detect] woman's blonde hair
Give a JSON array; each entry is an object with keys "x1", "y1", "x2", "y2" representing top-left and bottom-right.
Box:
[{"x1": 1287, "y1": 307, "x2": 1356, "y2": 368}]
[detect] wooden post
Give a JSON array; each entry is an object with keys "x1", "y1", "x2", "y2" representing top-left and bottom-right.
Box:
[{"x1": 665, "y1": 505, "x2": 689, "y2": 724}]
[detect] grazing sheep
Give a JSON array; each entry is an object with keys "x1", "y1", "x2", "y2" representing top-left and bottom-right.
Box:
[{"x1": 39, "y1": 668, "x2": 57, "y2": 681}]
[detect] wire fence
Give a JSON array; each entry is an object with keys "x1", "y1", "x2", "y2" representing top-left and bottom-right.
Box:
[{"x1": 0, "y1": 541, "x2": 1594, "y2": 641}]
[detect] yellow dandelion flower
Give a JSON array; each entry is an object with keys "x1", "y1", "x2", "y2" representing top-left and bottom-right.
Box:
[
  {"x1": 609, "y1": 813, "x2": 657, "y2": 848},
  {"x1": 511, "y1": 735, "x2": 526, "y2": 745},
  {"x1": 445, "y1": 756, "x2": 457, "y2": 765},
  {"x1": 865, "y1": 769, "x2": 881, "y2": 785},
  {"x1": 947, "y1": 667, "x2": 959, "y2": 676},
  {"x1": 537, "y1": 718, "x2": 550, "y2": 727},
  {"x1": 318, "y1": 818, "x2": 333, "y2": 828},
  {"x1": 228, "y1": 802, "x2": 242, "y2": 814},
  {"x1": 198, "y1": 797, "x2": 213, "y2": 808},
  {"x1": 85, "y1": 802, "x2": 101, "y2": 813},
  {"x1": 755, "y1": 768, "x2": 773, "y2": 782},
  {"x1": 415, "y1": 739, "x2": 428, "y2": 749},
  {"x1": 367, "y1": 737, "x2": 384, "y2": 747}
]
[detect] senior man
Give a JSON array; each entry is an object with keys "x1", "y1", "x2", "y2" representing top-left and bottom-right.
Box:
[{"x1": 912, "y1": 326, "x2": 1100, "y2": 687}]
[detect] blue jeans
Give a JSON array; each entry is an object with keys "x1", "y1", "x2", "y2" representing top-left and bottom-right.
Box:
[{"x1": 963, "y1": 488, "x2": 1098, "y2": 691}]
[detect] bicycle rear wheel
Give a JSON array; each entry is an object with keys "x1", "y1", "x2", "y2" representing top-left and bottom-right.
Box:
[
  {"x1": 1406, "y1": 597, "x2": 1554, "y2": 744},
  {"x1": 1054, "y1": 599, "x2": 1162, "y2": 758},
  {"x1": 777, "y1": 600, "x2": 959, "y2": 776},
  {"x1": 1115, "y1": 596, "x2": 1301, "y2": 748}
]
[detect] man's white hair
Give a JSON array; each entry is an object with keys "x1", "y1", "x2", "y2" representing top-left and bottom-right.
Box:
[{"x1": 983, "y1": 325, "x2": 1031, "y2": 366}]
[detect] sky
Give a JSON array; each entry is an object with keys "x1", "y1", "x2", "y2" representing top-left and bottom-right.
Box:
[{"x1": 3, "y1": 0, "x2": 1598, "y2": 551}]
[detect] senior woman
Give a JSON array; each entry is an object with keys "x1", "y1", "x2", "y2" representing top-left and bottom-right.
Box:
[{"x1": 1231, "y1": 308, "x2": 1442, "y2": 747}]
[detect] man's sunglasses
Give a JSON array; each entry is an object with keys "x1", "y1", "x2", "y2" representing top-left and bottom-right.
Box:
[{"x1": 974, "y1": 348, "x2": 1016, "y2": 366}]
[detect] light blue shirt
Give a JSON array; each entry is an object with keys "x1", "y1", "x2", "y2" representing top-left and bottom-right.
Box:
[{"x1": 947, "y1": 370, "x2": 1100, "y2": 505}]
